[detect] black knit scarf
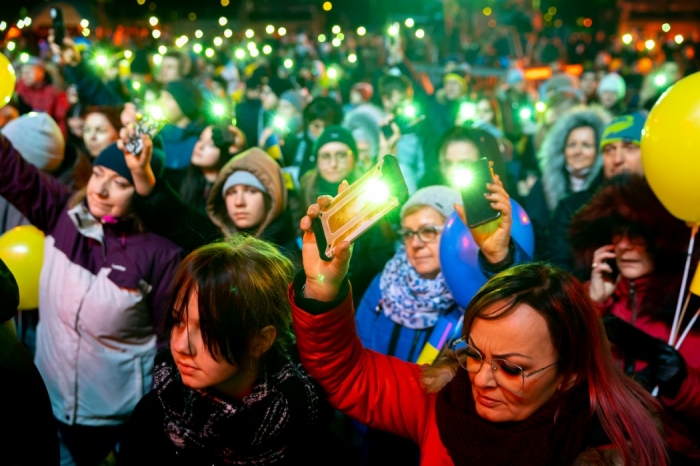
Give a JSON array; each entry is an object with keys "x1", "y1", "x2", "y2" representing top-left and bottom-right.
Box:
[
  {"x1": 434, "y1": 369, "x2": 596, "y2": 466},
  {"x1": 155, "y1": 351, "x2": 321, "y2": 465}
]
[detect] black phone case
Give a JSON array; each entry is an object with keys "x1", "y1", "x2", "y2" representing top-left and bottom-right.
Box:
[
  {"x1": 461, "y1": 158, "x2": 501, "y2": 228},
  {"x1": 51, "y1": 9, "x2": 65, "y2": 45}
]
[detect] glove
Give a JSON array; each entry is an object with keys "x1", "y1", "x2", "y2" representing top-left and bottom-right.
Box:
[{"x1": 650, "y1": 342, "x2": 687, "y2": 399}]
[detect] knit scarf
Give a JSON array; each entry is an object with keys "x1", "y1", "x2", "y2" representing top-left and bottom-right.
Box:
[
  {"x1": 434, "y1": 369, "x2": 595, "y2": 466},
  {"x1": 379, "y1": 246, "x2": 456, "y2": 330},
  {"x1": 155, "y1": 351, "x2": 321, "y2": 465}
]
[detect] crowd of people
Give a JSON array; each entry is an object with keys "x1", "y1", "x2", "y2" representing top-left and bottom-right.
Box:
[{"x1": 1, "y1": 9, "x2": 700, "y2": 466}]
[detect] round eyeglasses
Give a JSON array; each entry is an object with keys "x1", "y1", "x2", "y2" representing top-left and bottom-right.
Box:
[{"x1": 451, "y1": 336, "x2": 559, "y2": 393}]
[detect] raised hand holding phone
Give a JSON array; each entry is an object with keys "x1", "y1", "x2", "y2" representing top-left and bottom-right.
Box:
[
  {"x1": 118, "y1": 127, "x2": 156, "y2": 197},
  {"x1": 590, "y1": 245, "x2": 618, "y2": 303}
]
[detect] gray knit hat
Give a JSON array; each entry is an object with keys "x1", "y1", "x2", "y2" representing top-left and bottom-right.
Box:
[
  {"x1": 400, "y1": 186, "x2": 462, "y2": 220},
  {"x1": 1, "y1": 112, "x2": 65, "y2": 172}
]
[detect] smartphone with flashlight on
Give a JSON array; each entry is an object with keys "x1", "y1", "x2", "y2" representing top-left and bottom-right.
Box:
[
  {"x1": 312, "y1": 154, "x2": 409, "y2": 261},
  {"x1": 51, "y1": 7, "x2": 66, "y2": 46},
  {"x1": 124, "y1": 107, "x2": 166, "y2": 157},
  {"x1": 458, "y1": 157, "x2": 501, "y2": 228}
]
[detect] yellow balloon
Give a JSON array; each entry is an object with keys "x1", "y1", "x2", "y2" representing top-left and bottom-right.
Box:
[
  {"x1": 0, "y1": 226, "x2": 45, "y2": 310},
  {"x1": 0, "y1": 53, "x2": 17, "y2": 108},
  {"x1": 641, "y1": 72, "x2": 700, "y2": 224}
]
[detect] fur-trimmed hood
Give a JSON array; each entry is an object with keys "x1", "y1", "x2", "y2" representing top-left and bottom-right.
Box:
[{"x1": 537, "y1": 107, "x2": 610, "y2": 211}]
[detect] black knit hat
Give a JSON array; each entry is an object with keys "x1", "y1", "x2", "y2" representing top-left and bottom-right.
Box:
[
  {"x1": 163, "y1": 79, "x2": 203, "y2": 121},
  {"x1": 93, "y1": 142, "x2": 165, "y2": 185},
  {"x1": 312, "y1": 125, "x2": 358, "y2": 159}
]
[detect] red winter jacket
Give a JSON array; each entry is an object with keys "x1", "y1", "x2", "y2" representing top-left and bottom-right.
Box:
[{"x1": 593, "y1": 277, "x2": 700, "y2": 461}]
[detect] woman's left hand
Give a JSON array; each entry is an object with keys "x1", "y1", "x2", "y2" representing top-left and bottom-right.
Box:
[
  {"x1": 117, "y1": 126, "x2": 156, "y2": 197},
  {"x1": 455, "y1": 174, "x2": 512, "y2": 264}
]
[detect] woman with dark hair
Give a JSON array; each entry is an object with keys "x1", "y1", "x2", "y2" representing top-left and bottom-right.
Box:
[
  {"x1": 0, "y1": 132, "x2": 182, "y2": 465},
  {"x1": 289, "y1": 198, "x2": 668, "y2": 465},
  {"x1": 569, "y1": 174, "x2": 700, "y2": 463},
  {"x1": 118, "y1": 237, "x2": 332, "y2": 465}
]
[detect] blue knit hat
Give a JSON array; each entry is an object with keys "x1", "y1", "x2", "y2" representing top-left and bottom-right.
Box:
[
  {"x1": 600, "y1": 111, "x2": 648, "y2": 149},
  {"x1": 93, "y1": 142, "x2": 165, "y2": 185}
]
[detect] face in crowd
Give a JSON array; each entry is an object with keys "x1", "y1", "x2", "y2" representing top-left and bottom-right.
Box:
[
  {"x1": 399, "y1": 206, "x2": 446, "y2": 280},
  {"x1": 86, "y1": 165, "x2": 134, "y2": 219},
  {"x1": 564, "y1": 126, "x2": 597, "y2": 174},
  {"x1": 83, "y1": 112, "x2": 120, "y2": 158},
  {"x1": 317, "y1": 141, "x2": 356, "y2": 184},
  {"x1": 224, "y1": 184, "x2": 267, "y2": 230},
  {"x1": 440, "y1": 139, "x2": 480, "y2": 184},
  {"x1": 602, "y1": 140, "x2": 642, "y2": 178}
]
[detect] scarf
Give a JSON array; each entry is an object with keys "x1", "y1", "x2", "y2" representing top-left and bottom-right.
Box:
[
  {"x1": 379, "y1": 246, "x2": 456, "y2": 330},
  {"x1": 155, "y1": 351, "x2": 321, "y2": 465},
  {"x1": 434, "y1": 369, "x2": 595, "y2": 466}
]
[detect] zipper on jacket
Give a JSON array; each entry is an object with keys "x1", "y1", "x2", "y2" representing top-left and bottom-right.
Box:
[{"x1": 623, "y1": 279, "x2": 638, "y2": 375}]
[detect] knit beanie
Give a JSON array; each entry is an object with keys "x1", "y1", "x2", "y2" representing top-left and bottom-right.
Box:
[
  {"x1": 600, "y1": 111, "x2": 647, "y2": 149},
  {"x1": 1, "y1": 112, "x2": 65, "y2": 172},
  {"x1": 163, "y1": 80, "x2": 203, "y2": 121},
  {"x1": 280, "y1": 90, "x2": 304, "y2": 114},
  {"x1": 597, "y1": 73, "x2": 626, "y2": 101},
  {"x1": 400, "y1": 186, "x2": 462, "y2": 220},
  {"x1": 443, "y1": 74, "x2": 466, "y2": 93},
  {"x1": 313, "y1": 125, "x2": 358, "y2": 159},
  {"x1": 93, "y1": 142, "x2": 165, "y2": 185},
  {"x1": 221, "y1": 170, "x2": 268, "y2": 197}
]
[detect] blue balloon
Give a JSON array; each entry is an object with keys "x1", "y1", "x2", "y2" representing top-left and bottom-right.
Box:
[{"x1": 439, "y1": 199, "x2": 535, "y2": 308}]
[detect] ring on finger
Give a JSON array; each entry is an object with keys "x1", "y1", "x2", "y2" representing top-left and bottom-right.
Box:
[{"x1": 592, "y1": 262, "x2": 598, "y2": 268}]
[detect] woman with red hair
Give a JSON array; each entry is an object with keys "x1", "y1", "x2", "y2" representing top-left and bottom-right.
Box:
[{"x1": 288, "y1": 197, "x2": 668, "y2": 465}]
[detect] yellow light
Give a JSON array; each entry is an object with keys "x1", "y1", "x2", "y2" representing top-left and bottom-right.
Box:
[
  {"x1": 250, "y1": 48, "x2": 259, "y2": 57},
  {"x1": 263, "y1": 45, "x2": 272, "y2": 55},
  {"x1": 662, "y1": 23, "x2": 671, "y2": 33},
  {"x1": 193, "y1": 43, "x2": 203, "y2": 54},
  {"x1": 80, "y1": 19, "x2": 89, "y2": 28},
  {"x1": 213, "y1": 37, "x2": 223, "y2": 47},
  {"x1": 452, "y1": 168, "x2": 474, "y2": 189},
  {"x1": 284, "y1": 58, "x2": 293, "y2": 69},
  {"x1": 188, "y1": 13, "x2": 196, "y2": 21},
  {"x1": 415, "y1": 29, "x2": 425, "y2": 39},
  {"x1": 247, "y1": 41, "x2": 257, "y2": 50},
  {"x1": 363, "y1": 180, "x2": 390, "y2": 204},
  {"x1": 331, "y1": 38, "x2": 341, "y2": 47},
  {"x1": 17, "y1": 20, "x2": 24, "y2": 29},
  {"x1": 278, "y1": 27, "x2": 287, "y2": 36},
  {"x1": 20, "y1": 53, "x2": 29, "y2": 63},
  {"x1": 124, "y1": 50, "x2": 133, "y2": 59},
  {"x1": 152, "y1": 29, "x2": 161, "y2": 39},
  {"x1": 622, "y1": 33, "x2": 633, "y2": 45},
  {"x1": 0, "y1": 22, "x2": 6, "y2": 31},
  {"x1": 348, "y1": 53, "x2": 357, "y2": 63},
  {"x1": 224, "y1": 29, "x2": 232, "y2": 38},
  {"x1": 153, "y1": 54, "x2": 163, "y2": 65},
  {"x1": 149, "y1": 16, "x2": 158, "y2": 26},
  {"x1": 219, "y1": 17, "x2": 228, "y2": 26},
  {"x1": 133, "y1": 81, "x2": 141, "y2": 90},
  {"x1": 205, "y1": 48, "x2": 215, "y2": 58},
  {"x1": 405, "y1": 18, "x2": 414, "y2": 28},
  {"x1": 554, "y1": 19, "x2": 563, "y2": 28},
  {"x1": 82, "y1": 29, "x2": 90, "y2": 37},
  {"x1": 221, "y1": 0, "x2": 229, "y2": 5},
  {"x1": 388, "y1": 24, "x2": 399, "y2": 36},
  {"x1": 243, "y1": 29, "x2": 253, "y2": 39},
  {"x1": 337, "y1": 32, "x2": 345, "y2": 40},
  {"x1": 645, "y1": 39, "x2": 655, "y2": 50},
  {"x1": 675, "y1": 34, "x2": 684, "y2": 44},
  {"x1": 318, "y1": 34, "x2": 326, "y2": 43},
  {"x1": 158, "y1": 45, "x2": 167, "y2": 54},
  {"x1": 137, "y1": 0, "x2": 145, "y2": 4},
  {"x1": 323, "y1": 1, "x2": 332, "y2": 11},
  {"x1": 7, "y1": 41, "x2": 16, "y2": 51},
  {"x1": 357, "y1": 26, "x2": 366, "y2": 36},
  {"x1": 327, "y1": 67, "x2": 338, "y2": 79},
  {"x1": 195, "y1": 30, "x2": 203, "y2": 39},
  {"x1": 483, "y1": 7, "x2": 492, "y2": 16},
  {"x1": 266, "y1": 25, "x2": 275, "y2": 34},
  {"x1": 535, "y1": 101, "x2": 547, "y2": 113},
  {"x1": 548, "y1": 7, "x2": 557, "y2": 14},
  {"x1": 332, "y1": 25, "x2": 341, "y2": 34}
]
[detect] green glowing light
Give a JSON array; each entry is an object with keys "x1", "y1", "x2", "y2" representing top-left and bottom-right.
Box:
[
  {"x1": 362, "y1": 179, "x2": 390, "y2": 204},
  {"x1": 459, "y1": 102, "x2": 476, "y2": 120},
  {"x1": 519, "y1": 108, "x2": 532, "y2": 120},
  {"x1": 452, "y1": 168, "x2": 474, "y2": 189}
]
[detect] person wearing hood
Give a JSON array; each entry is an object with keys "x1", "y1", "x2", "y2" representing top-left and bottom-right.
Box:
[
  {"x1": 569, "y1": 174, "x2": 700, "y2": 463},
  {"x1": 0, "y1": 131, "x2": 183, "y2": 465},
  {"x1": 525, "y1": 107, "x2": 610, "y2": 257},
  {"x1": 298, "y1": 125, "x2": 395, "y2": 304},
  {"x1": 126, "y1": 134, "x2": 300, "y2": 266}
]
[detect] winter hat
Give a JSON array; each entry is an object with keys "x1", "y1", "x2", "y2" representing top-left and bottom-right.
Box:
[
  {"x1": 163, "y1": 79, "x2": 203, "y2": 121},
  {"x1": 400, "y1": 186, "x2": 461, "y2": 220},
  {"x1": 351, "y1": 82, "x2": 374, "y2": 102},
  {"x1": 597, "y1": 73, "x2": 626, "y2": 101},
  {"x1": 443, "y1": 73, "x2": 466, "y2": 93},
  {"x1": 93, "y1": 142, "x2": 165, "y2": 185},
  {"x1": 600, "y1": 111, "x2": 647, "y2": 149},
  {"x1": 221, "y1": 170, "x2": 267, "y2": 197},
  {"x1": 1, "y1": 112, "x2": 65, "y2": 172},
  {"x1": 506, "y1": 68, "x2": 525, "y2": 86},
  {"x1": 313, "y1": 125, "x2": 358, "y2": 159},
  {"x1": 280, "y1": 90, "x2": 304, "y2": 114}
]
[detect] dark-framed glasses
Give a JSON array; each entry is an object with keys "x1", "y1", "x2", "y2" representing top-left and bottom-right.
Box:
[
  {"x1": 451, "y1": 336, "x2": 559, "y2": 393},
  {"x1": 396, "y1": 225, "x2": 443, "y2": 243}
]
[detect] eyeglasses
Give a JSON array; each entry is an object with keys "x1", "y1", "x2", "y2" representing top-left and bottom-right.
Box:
[
  {"x1": 396, "y1": 225, "x2": 443, "y2": 243},
  {"x1": 451, "y1": 336, "x2": 559, "y2": 393},
  {"x1": 318, "y1": 150, "x2": 353, "y2": 164}
]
